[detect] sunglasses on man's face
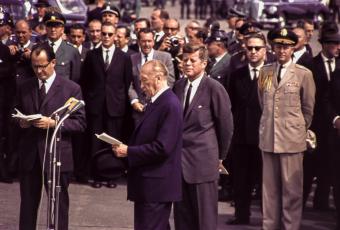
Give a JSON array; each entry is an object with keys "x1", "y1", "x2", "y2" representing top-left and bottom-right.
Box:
[
  {"x1": 101, "y1": 32, "x2": 114, "y2": 37},
  {"x1": 246, "y1": 46, "x2": 265, "y2": 52}
]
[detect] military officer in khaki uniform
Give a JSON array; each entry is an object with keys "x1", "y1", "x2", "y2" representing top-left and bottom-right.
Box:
[{"x1": 258, "y1": 28, "x2": 316, "y2": 230}]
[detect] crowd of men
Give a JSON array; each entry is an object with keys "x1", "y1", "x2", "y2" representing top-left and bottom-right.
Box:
[{"x1": 0, "y1": 0, "x2": 340, "y2": 229}]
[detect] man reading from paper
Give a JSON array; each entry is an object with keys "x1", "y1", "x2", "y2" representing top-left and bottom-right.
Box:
[{"x1": 112, "y1": 60, "x2": 183, "y2": 230}]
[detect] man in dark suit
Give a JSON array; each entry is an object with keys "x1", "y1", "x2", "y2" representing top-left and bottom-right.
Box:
[
  {"x1": 43, "y1": 11, "x2": 81, "y2": 83},
  {"x1": 129, "y1": 28, "x2": 175, "y2": 124},
  {"x1": 115, "y1": 25, "x2": 136, "y2": 56},
  {"x1": 15, "y1": 43, "x2": 86, "y2": 230},
  {"x1": 205, "y1": 26, "x2": 231, "y2": 89},
  {"x1": 84, "y1": 19, "x2": 102, "y2": 50},
  {"x1": 292, "y1": 26, "x2": 313, "y2": 70},
  {"x1": 226, "y1": 33, "x2": 266, "y2": 225},
  {"x1": 150, "y1": 9, "x2": 169, "y2": 50},
  {"x1": 304, "y1": 24, "x2": 340, "y2": 210},
  {"x1": 8, "y1": 20, "x2": 35, "y2": 80},
  {"x1": 329, "y1": 67, "x2": 340, "y2": 230},
  {"x1": 173, "y1": 44, "x2": 234, "y2": 230},
  {"x1": 112, "y1": 60, "x2": 183, "y2": 230},
  {"x1": 68, "y1": 24, "x2": 89, "y2": 64},
  {"x1": 81, "y1": 22, "x2": 133, "y2": 188}
]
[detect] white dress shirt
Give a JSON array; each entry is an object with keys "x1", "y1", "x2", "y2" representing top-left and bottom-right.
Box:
[
  {"x1": 48, "y1": 38, "x2": 62, "y2": 53},
  {"x1": 248, "y1": 62, "x2": 264, "y2": 80},
  {"x1": 292, "y1": 46, "x2": 307, "y2": 64},
  {"x1": 321, "y1": 52, "x2": 335, "y2": 81},
  {"x1": 183, "y1": 73, "x2": 204, "y2": 108},
  {"x1": 39, "y1": 71, "x2": 56, "y2": 94},
  {"x1": 141, "y1": 49, "x2": 155, "y2": 65},
  {"x1": 277, "y1": 59, "x2": 292, "y2": 81},
  {"x1": 151, "y1": 86, "x2": 170, "y2": 103},
  {"x1": 102, "y1": 45, "x2": 115, "y2": 65}
]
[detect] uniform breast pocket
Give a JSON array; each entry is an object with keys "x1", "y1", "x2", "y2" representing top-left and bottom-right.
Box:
[
  {"x1": 56, "y1": 61, "x2": 71, "y2": 79},
  {"x1": 284, "y1": 87, "x2": 300, "y2": 107}
]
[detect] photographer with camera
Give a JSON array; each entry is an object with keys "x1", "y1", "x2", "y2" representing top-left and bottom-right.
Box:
[{"x1": 158, "y1": 18, "x2": 185, "y2": 80}]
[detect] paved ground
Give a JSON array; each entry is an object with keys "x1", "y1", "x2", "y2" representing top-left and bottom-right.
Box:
[
  {"x1": 0, "y1": 1, "x2": 336, "y2": 230},
  {"x1": 0, "y1": 179, "x2": 337, "y2": 230}
]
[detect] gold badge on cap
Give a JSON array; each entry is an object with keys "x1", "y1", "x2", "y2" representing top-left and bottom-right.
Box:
[
  {"x1": 51, "y1": 16, "x2": 56, "y2": 21},
  {"x1": 280, "y1": 28, "x2": 288, "y2": 37}
]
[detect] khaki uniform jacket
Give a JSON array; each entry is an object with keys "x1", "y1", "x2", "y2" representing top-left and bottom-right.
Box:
[{"x1": 258, "y1": 62, "x2": 316, "y2": 153}]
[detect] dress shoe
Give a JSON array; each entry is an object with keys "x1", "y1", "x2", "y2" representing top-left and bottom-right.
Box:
[
  {"x1": 91, "y1": 181, "x2": 102, "y2": 188},
  {"x1": 226, "y1": 217, "x2": 250, "y2": 225},
  {"x1": 106, "y1": 180, "x2": 117, "y2": 188}
]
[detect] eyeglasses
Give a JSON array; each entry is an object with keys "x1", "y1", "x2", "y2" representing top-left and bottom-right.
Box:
[
  {"x1": 32, "y1": 62, "x2": 51, "y2": 70},
  {"x1": 101, "y1": 32, "x2": 114, "y2": 37},
  {"x1": 164, "y1": 27, "x2": 179, "y2": 31},
  {"x1": 246, "y1": 46, "x2": 265, "y2": 51}
]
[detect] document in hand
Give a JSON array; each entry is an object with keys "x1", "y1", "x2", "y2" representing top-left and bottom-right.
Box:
[
  {"x1": 95, "y1": 133, "x2": 122, "y2": 145},
  {"x1": 12, "y1": 108, "x2": 42, "y2": 121}
]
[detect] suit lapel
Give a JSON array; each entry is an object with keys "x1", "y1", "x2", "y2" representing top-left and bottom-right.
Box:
[
  {"x1": 107, "y1": 48, "x2": 119, "y2": 71},
  {"x1": 30, "y1": 80, "x2": 40, "y2": 112},
  {"x1": 184, "y1": 76, "x2": 207, "y2": 120},
  {"x1": 40, "y1": 76, "x2": 61, "y2": 111}
]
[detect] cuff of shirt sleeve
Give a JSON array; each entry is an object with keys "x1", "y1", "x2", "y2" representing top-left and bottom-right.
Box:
[
  {"x1": 333, "y1": 116, "x2": 340, "y2": 127},
  {"x1": 131, "y1": 99, "x2": 139, "y2": 105}
]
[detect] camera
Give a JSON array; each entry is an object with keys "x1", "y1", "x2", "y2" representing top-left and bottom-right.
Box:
[{"x1": 169, "y1": 36, "x2": 179, "y2": 47}]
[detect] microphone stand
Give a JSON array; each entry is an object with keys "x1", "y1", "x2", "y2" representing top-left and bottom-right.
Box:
[{"x1": 47, "y1": 113, "x2": 70, "y2": 230}]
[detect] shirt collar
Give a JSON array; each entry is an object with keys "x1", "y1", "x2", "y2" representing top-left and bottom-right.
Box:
[
  {"x1": 48, "y1": 37, "x2": 63, "y2": 51},
  {"x1": 78, "y1": 44, "x2": 83, "y2": 54},
  {"x1": 278, "y1": 58, "x2": 292, "y2": 69},
  {"x1": 19, "y1": 40, "x2": 31, "y2": 49},
  {"x1": 187, "y1": 72, "x2": 204, "y2": 87},
  {"x1": 293, "y1": 46, "x2": 306, "y2": 61},
  {"x1": 321, "y1": 52, "x2": 335, "y2": 63},
  {"x1": 102, "y1": 44, "x2": 115, "y2": 53},
  {"x1": 39, "y1": 71, "x2": 56, "y2": 87},
  {"x1": 248, "y1": 62, "x2": 264, "y2": 72},
  {"x1": 121, "y1": 45, "x2": 129, "y2": 53},
  {"x1": 151, "y1": 86, "x2": 170, "y2": 103},
  {"x1": 141, "y1": 49, "x2": 154, "y2": 59},
  {"x1": 215, "y1": 52, "x2": 227, "y2": 64}
]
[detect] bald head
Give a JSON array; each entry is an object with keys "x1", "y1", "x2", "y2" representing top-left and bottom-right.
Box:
[{"x1": 15, "y1": 20, "x2": 32, "y2": 45}]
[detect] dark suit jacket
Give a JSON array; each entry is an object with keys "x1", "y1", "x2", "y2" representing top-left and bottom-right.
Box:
[
  {"x1": 330, "y1": 68, "x2": 340, "y2": 121},
  {"x1": 295, "y1": 51, "x2": 313, "y2": 70},
  {"x1": 173, "y1": 75, "x2": 233, "y2": 184},
  {"x1": 14, "y1": 75, "x2": 86, "y2": 172},
  {"x1": 10, "y1": 41, "x2": 35, "y2": 80},
  {"x1": 43, "y1": 41, "x2": 81, "y2": 83},
  {"x1": 81, "y1": 46, "x2": 133, "y2": 117},
  {"x1": 311, "y1": 53, "x2": 340, "y2": 133},
  {"x1": 80, "y1": 45, "x2": 89, "y2": 64},
  {"x1": 229, "y1": 65, "x2": 261, "y2": 145},
  {"x1": 127, "y1": 89, "x2": 183, "y2": 202},
  {"x1": 208, "y1": 53, "x2": 231, "y2": 89}
]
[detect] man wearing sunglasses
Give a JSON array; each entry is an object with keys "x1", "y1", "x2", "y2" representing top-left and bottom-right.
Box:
[
  {"x1": 81, "y1": 22, "x2": 133, "y2": 189},
  {"x1": 43, "y1": 11, "x2": 81, "y2": 83},
  {"x1": 227, "y1": 33, "x2": 266, "y2": 225},
  {"x1": 258, "y1": 28, "x2": 315, "y2": 230}
]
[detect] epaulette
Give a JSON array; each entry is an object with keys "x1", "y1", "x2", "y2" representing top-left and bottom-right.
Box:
[{"x1": 295, "y1": 63, "x2": 309, "y2": 71}]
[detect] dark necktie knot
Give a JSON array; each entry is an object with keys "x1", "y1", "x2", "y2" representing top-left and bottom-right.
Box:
[
  {"x1": 252, "y1": 68, "x2": 258, "y2": 80},
  {"x1": 277, "y1": 64, "x2": 283, "y2": 83},
  {"x1": 39, "y1": 80, "x2": 47, "y2": 105},
  {"x1": 144, "y1": 54, "x2": 148, "y2": 63}
]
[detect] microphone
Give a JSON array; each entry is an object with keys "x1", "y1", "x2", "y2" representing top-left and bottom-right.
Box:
[
  {"x1": 64, "y1": 100, "x2": 85, "y2": 116},
  {"x1": 50, "y1": 97, "x2": 77, "y2": 117}
]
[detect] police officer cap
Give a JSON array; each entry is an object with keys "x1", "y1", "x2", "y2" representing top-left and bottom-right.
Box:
[
  {"x1": 239, "y1": 21, "x2": 263, "y2": 35},
  {"x1": 0, "y1": 9, "x2": 13, "y2": 27},
  {"x1": 227, "y1": 8, "x2": 245, "y2": 19},
  {"x1": 43, "y1": 11, "x2": 66, "y2": 26},
  {"x1": 205, "y1": 23, "x2": 228, "y2": 44},
  {"x1": 101, "y1": 4, "x2": 121, "y2": 18},
  {"x1": 35, "y1": 0, "x2": 50, "y2": 8},
  {"x1": 271, "y1": 28, "x2": 298, "y2": 46},
  {"x1": 319, "y1": 22, "x2": 340, "y2": 43}
]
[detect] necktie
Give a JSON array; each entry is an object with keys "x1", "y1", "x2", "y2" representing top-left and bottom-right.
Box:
[
  {"x1": 144, "y1": 54, "x2": 148, "y2": 64},
  {"x1": 154, "y1": 34, "x2": 159, "y2": 42},
  {"x1": 326, "y1": 59, "x2": 333, "y2": 81},
  {"x1": 277, "y1": 64, "x2": 283, "y2": 84},
  {"x1": 50, "y1": 42, "x2": 55, "y2": 52},
  {"x1": 39, "y1": 80, "x2": 46, "y2": 105},
  {"x1": 252, "y1": 68, "x2": 258, "y2": 80},
  {"x1": 104, "y1": 50, "x2": 110, "y2": 70},
  {"x1": 183, "y1": 83, "x2": 192, "y2": 116}
]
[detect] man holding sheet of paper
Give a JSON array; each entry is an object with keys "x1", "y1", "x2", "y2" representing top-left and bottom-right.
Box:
[{"x1": 112, "y1": 60, "x2": 183, "y2": 230}]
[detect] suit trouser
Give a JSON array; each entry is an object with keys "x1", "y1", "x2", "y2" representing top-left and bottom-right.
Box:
[
  {"x1": 262, "y1": 152, "x2": 303, "y2": 230},
  {"x1": 232, "y1": 144, "x2": 262, "y2": 220},
  {"x1": 174, "y1": 179, "x2": 218, "y2": 230},
  {"x1": 331, "y1": 130, "x2": 340, "y2": 228},
  {"x1": 19, "y1": 155, "x2": 70, "y2": 230},
  {"x1": 134, "y1": 202, "x2": 171, "y2": 230}
]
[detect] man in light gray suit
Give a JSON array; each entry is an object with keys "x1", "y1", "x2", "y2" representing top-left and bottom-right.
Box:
[
  {"x1": 173, "y1": 44, "x2": 233, "y2": 230},
  {"x1": 258, "y1": 28, "x2": 315, "y2": 230},
  {"x1": 129, "y1": 28, "x2": 175, "y2": 124},
  {"x1": 43, "y1": 11, "x2": 81, "y2": 83}
]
